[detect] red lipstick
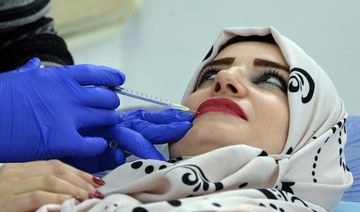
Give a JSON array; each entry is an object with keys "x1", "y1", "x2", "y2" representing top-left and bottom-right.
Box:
[{"x1": 195, "y1": 98, "x2": 247, "y2": 120}]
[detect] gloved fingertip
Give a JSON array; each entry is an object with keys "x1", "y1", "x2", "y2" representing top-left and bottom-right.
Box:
[
  {"x1": 179, "y1": 111, "x2": 195, "y2": 120},
  {"x1": 173, "y1": 121, "x2": 193, "y2": 130},
  {"x1": 108, "y1": 69, "x2": 126, "y2": 85},
  {"x1": 119, "y1": 71, "x2": 126, "y2": 85},
  {"x1": 115, "y1": 149, "x2": 126, "y2": 165},
  {"x1": 141, "y1": 149, "x2": 166, "y2": 161},
  {"x1": 150, "y1": 150, "x2": 166, "y2": 161},
  {"x1": 82, "y1": 137, "x2": 108, "y2": 156}
]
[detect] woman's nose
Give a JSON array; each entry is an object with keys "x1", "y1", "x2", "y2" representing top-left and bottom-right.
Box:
[{"x1": 211, "y1": 69, "x2": 247, "y2": 98}]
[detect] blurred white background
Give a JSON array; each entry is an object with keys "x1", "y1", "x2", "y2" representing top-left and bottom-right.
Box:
[{"x1": 62, "y1": 0, "x2": 359, "y2": 115}]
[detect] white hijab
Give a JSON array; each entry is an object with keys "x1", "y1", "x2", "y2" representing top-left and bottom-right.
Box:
[{"x1": 38, "y1": 27, "x2": 353, "y2": 212}]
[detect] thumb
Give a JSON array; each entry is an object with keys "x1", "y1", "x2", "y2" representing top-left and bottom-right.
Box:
[{"x1": 62, "y1": 136, "x2": 108, "y2": 157}]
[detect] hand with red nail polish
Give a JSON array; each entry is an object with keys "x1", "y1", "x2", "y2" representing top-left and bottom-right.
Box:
[{"x1": 0, "y1": 160, "x2": 105, "y2": 211}]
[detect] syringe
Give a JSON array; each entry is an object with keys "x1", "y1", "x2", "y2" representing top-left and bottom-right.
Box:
[{"x1": 110, "y1": 86, "x2": 198, "y2": 113}]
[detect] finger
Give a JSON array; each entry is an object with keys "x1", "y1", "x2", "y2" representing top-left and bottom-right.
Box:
[
  {"x1": 61, "y1": 148, "x2": 126, "y2": 173},
  {"x1": 62, "y1": 133, "x2": 108, "y2": 157},
  {"x1": 124, "y1": 109, "x2": 194, "y2": 124},
  {"x1": 104, "y1": 126, "x2": 165, "y2": 161},
  {"x1": 81, "y1": 86, "x2": 120, "y2": 109},
  {"x1": 11, "y1": 191, "x2": 72, "y2": 212},
  {"x1": 148, "y1": 109, "x2": 194, "y2": 124},
  {"x1": 78, "y1": 126, "x2": 108, "y2": 137},
  {"x1": 120, "y1": 119, "x2": 193, "y2": 143},
  {"x1": 61, "y1": 64, "x2": 126, "y2": 86},
  {"x1": 4, "y1": 160, "x2": 102, "y2": 189},
  {"x1": 77, "y1": 108, "x2": 120, "y2": 128},
  {"x1": 11, "y1": 175, "x2": 91, "y2": 201}
]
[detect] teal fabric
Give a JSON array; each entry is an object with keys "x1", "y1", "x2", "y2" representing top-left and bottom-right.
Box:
[
  {"x1": 333, "y1": 116, "x2": 360, "y2": 211},
  {"x1": 342, "y1": 116, "x2": 360, "y2": 202},
  {"x1": 334, "y1": 201, "x2": 360, "y2": 212}
]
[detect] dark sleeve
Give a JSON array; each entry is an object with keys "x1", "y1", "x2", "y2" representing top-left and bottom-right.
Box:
[{"x1": 0, "y1": 0, "x2": 74, "y2": 72}]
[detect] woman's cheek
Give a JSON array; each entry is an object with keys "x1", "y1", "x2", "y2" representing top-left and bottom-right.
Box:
[{"x1": 184, "y1": 89, "x2": 209, "y2": 110}]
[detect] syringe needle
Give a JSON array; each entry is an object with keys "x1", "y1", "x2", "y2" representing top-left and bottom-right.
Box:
[
  {"x1": 170, "y1": 103, "x2": 198, "y2": 113},
  {"x1": 109, "y1": 86, "x2": 198, "y2": 113}
]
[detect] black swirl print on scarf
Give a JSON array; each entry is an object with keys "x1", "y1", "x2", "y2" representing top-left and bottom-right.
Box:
[
  {"x1": 288, "y1": 67, "x2": 315, "y2": 103},
  {"x1": 165, "y1": 164, "x2": 224, "y2": 196},
  {"x1": 257, "y1": 189, "x2": 317, "y2": 211}
]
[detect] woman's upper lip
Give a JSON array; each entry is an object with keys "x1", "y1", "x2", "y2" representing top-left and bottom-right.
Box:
[{"x1": 195, "y1": 98, "x2": 248, "y2": 120}]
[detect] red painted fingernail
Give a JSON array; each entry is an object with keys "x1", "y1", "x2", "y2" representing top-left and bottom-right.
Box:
[
  {"x1": 92, "y1": 176, "x2": 105, "y2": 186},
  {"x1": 95, "y1": 190, "x2": 105, "y2": 199},
  {"x1": 72, "y1": 196, "x2": 84, "y2": 203},
  {"x1": 89, "y1": 191, "x2": 105, "y2": 199}
]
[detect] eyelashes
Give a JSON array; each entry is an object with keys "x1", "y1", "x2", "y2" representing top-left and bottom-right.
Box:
[
  {"x1": 254, "y1": 69, "x2": 288, "y2": 93},
  {"x1": 196, "y1": 67, "x2": 288, "y2": 93},
  {"x1": 196, "y1": 65, "x2": 220, "y2": 89}
]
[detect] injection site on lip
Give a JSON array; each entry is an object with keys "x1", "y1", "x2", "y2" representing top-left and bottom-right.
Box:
[{"x1": 195, "y1": 98, "x2": 247, "y2": 120}]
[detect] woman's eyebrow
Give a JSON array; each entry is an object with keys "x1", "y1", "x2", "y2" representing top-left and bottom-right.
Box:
[
  {"x1": 202, "y1": 57, "x2": 235, "y2": 69},
  {"x1": 253, "y1": 58, "x2": 289, "y2": 71}
]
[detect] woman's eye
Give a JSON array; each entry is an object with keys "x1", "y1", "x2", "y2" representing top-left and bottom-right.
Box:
[
  {"x1": 197, "y1": 69, "x2": 218, "y2": 88},
  {"x1": 256, "y1": 73, "x2": 287, "y2": 92},
  {"x1": 202, "y1": 70, "x2": 218, "y2": 81}
]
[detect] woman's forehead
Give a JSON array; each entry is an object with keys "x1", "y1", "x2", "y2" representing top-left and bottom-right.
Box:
[
  {"x1": 210, "y1": 42, "x2": 288, "y2": 69},
  {"x1": 216, "y1": 41, "x2": 282, "y2": 56}
]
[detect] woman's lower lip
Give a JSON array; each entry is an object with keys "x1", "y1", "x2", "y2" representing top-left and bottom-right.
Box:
[
  {"x1": 195, "y1": 107, "x2": 244, "y2": 119},
  {"x1": 194, "y1": 98, "x2": 248, "y2": 120}
]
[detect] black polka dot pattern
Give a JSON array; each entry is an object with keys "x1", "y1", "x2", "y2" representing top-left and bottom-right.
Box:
[
  {"x1": 212, "y1": 202, "x2": 221, "y2": 207},
  {"x1": 285, "y1": 147, "x2": 293, "y2": 154},
  {"x1": 167, "y1": 200, "x2": 182, "y2": 207},
  {"x1": 104, "y1": 203, "x2": 119, "y2": 210},
  {"x1": 159, "y1": 165, "x2": 167, "y2": 170},
  {"x1": 131, "y1": 161, "x2": 143, "y2": 169},
  {"x1": 311, "y1": 144, "x2": 323, "y2": 183},
  {"x1": 338, "y1": 119, "x2": 349, "y2": 172},
  {"x1": 133, "y1": 207, "x2": 148, "y2": 212},
  {"x1": 130, "y1": 161, "x2": 171, "y2": 175},
  {"x1": 258, "y1": 150, "x2": 268, "y2": 156},
  {"x1": 311, "y1": 118, "x2": 349, "y2": 183},
  {"x1": 259, "y1": 202, "x2": 285, "y2": 212},
  {"x1": 167, "y1": 157, "x2": 184, "y2": 163},
  {"x1": 238, "y1": 182, "x2": 248, "y2": 188},
  {"x1": 332, "y1": 127, "x2": 337, "y2": 134},
  {"x1": 215, "y1": 182, "x2": 224, "y2": 191},
  {"x1": 145, "y1": 165, "x2": 154, "y2": 174},
  {"x1": 270, "y1": 203, "x2": 277, "y2": 210},
  {"x1": 310, "y1": 133, "x2": 330, "y2": 183}
]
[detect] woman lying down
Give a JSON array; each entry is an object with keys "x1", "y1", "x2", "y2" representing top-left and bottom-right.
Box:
[{"x1": 38, "y1": 26, "x2": 353, "y2": 212}]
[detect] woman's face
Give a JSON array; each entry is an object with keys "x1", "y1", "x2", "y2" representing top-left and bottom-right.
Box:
[{"x1": 169, "y1": 41, "x2": 290, "y2": 157}]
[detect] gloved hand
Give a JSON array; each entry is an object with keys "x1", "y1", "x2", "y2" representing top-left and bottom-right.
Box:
[
  {"x1": 0, "y1": 58, "x2": 125, "y2": 162},
  {"x1": 62, "y1": 109, "x2": 194, "y2": 173}
]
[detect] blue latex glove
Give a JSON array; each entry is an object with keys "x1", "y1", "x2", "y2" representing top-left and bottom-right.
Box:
[
  {"x1": 61, "y1": 109, "x2": 194, "y2": 173},
  {"x1": 0, "y1": 58, "x2": 125, "y2": 162}
]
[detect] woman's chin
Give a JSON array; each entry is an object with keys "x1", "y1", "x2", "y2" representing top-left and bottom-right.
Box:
[{"x1": 169, "y1": 121, "x2": 238, "y2": 158}]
